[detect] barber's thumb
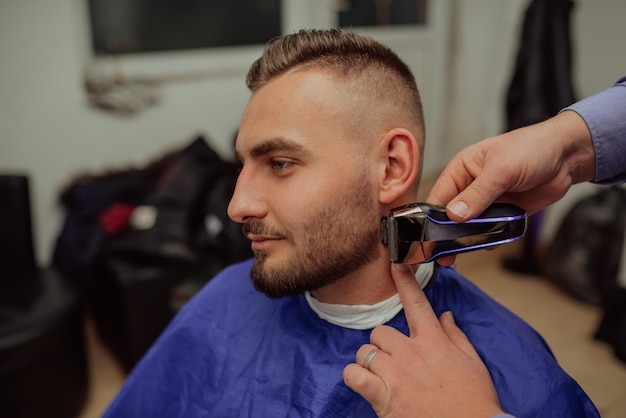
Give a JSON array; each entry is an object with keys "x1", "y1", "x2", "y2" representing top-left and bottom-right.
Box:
[
  {"x1": 446, "y1": 194, "x2": 489, "y2": 222},
  {"x1": 448, "y1": 176, "x2": 508, "y2": 221},
  {"x1": 447, "y1": 200, "x2": 470, "y2": 220}
]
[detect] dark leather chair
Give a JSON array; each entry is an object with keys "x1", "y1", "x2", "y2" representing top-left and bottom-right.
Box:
[{"x1": 0, "y1": 174, "x2": 88, "y2": 418}]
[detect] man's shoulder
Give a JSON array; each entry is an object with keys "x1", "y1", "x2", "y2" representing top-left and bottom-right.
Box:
[
  {"x1": 426, "y1": 265, "x2": 548, "y2": 350},
  {"x1": 198, "y1": 258, "x2": 256, "y2": 295},
  {"x1": 213, "y1": 257, "x2": 255, "y2": 281},
  {"x1": 179, "y1": 258, "x2": 278, "y2": 316},
  {"x1": 428, "y1": 266, "x2": 598, "y2": 416},
  {"x1": 427, "y1": 265, "x2": 488, "y2": 301}
]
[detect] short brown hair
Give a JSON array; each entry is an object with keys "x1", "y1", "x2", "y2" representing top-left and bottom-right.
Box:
[{"x1": 246, "y1": 28, "x2": 425, "y2": 180}]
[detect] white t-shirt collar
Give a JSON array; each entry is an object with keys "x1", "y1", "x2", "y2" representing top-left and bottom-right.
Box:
[{"x1": 304, "y1": 262, "x2": 435, "y2": 330}]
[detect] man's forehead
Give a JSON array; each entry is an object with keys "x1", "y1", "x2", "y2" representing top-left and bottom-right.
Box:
[
  {"x1": 246, "y1": 68, "x2": 346, "y2": 112},
  {"x1": 235, "y1": 68, "x2": 372, "y2": 163}
]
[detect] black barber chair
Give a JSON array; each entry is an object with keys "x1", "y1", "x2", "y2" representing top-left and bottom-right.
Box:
[{"x1": 0, "y1": 174, "x2": 88, "y2": 418}]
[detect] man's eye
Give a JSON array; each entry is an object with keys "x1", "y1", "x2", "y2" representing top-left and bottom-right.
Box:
[{"x1": 271, "y1": 159, "x2": 294, "y2": 171}]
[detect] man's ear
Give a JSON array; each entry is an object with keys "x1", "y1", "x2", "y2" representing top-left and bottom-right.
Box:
[{"x1": 377, "y1": 128, "x2": 420, "y2": 205}]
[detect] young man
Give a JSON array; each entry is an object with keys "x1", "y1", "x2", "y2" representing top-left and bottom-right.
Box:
[{"x1": 103, "y1": 29, "x2": 599, "y2": 417}]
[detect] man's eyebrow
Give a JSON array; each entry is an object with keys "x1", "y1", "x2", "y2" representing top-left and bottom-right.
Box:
[{"x1": 237, "y1": 137, "x2": 305, "y2": 161}]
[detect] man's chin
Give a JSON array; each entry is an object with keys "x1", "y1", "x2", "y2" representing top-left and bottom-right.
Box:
[
  {"x1": 250, "y1": 268, "x2": 296, "y2": 299},
  {"x1": 252, "y1": 249, "x2": 277, "y2": 269},
  {"x1": 249, "y1": 254, "x2": 309, "y2": 298}
]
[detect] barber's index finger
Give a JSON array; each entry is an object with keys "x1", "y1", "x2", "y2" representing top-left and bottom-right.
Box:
[{"x1": 391, "y1": 263, "x2": 441, "y2": 338}]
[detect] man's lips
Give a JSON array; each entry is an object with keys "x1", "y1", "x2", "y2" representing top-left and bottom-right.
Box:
[{"x1": 247, "y1": 233, "x2": 285, "y2": 251}]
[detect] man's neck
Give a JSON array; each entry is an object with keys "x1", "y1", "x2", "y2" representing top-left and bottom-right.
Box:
[
  {"x1": 305, "y1": 262, "x2": 434, "y2": 329},
  {"x1": 310, "y1": 255, "x2": 396, "y2": 305}
]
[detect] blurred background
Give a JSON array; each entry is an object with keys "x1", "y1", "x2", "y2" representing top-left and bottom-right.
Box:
[{"x1": 1, "y1": 1, "x2": 625, "y2": 417}]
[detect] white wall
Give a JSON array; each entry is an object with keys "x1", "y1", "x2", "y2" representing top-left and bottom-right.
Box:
[
  {"x1": 443, "y1": 0, "x2": 527, "y2": 157},
  {"x1": 1, "y1": 0, "x2": 625, "y2": 264},
  {"x1": 571, "y1": 0, "x2": 626, "y2": 97},
  {"x1": 0, "y1": 1, "x2": 253, "y2": 264},
  {"x1": 540, "y1": 0, "x2": 626, "y2": 244}
]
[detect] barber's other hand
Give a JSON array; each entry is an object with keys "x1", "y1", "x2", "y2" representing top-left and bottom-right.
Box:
[
  {"x1": 343, "y1": 263, "x2": 503, "y2": 418},
  {"x1": 426, "y1": 110, "x2": 596, "y2": 223}
]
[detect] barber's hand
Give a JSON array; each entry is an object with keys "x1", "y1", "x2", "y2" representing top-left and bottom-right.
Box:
[
  {"x1": 343, "y1": 263, "x2": 503, "y2": 418},
  {"x1": 426, "y1": 110, "x2": 596, "y2": 223}
]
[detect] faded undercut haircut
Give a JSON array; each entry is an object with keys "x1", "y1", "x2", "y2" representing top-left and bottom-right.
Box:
[{"x1": 246, "y1": 28, "x2": 425, "y2": 144}]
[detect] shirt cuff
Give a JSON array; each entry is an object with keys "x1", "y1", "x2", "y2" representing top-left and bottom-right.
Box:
[{"x1": 564, "y1": 77, "x2": 626, "y2": 184}]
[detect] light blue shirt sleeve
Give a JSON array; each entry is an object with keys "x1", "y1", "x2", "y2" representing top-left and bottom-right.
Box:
[{"x1": 564, "y1": 76, "x2": 626, "y2": 185}]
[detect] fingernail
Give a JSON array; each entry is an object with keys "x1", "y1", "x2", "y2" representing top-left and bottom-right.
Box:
[
  {"x1": 393, "y1": 263, "x2": 413, "y2": 274},
  {"x1": 442, "y1": 311, "x2": 456, "y2": 324},
  {"x1": 448, "y1": 201, "x2": 469, "y2": 218}
]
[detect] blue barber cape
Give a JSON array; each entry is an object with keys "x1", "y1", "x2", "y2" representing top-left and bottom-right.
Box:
[{"x1": 104, "y1": 259, "x2": 599, "y2": 418}]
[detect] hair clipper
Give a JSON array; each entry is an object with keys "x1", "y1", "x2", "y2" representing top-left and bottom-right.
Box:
[{"x1": 381, "y1": 203, "x2": 527, "y2": 263}]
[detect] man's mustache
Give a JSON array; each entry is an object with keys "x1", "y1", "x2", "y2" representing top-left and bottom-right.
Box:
[{"x1": 241, "y1": 222, "x2": 289, "y2": 239}]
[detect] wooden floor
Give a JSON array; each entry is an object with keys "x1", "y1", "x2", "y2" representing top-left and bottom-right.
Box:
[{"x1": 78, "y1": 244, "x2": 626, "y2": 417}]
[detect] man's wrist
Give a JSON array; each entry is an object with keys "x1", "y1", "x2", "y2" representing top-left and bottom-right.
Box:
[{"x1": 553, "y1": 110, "x2": 596, "y2": 184}]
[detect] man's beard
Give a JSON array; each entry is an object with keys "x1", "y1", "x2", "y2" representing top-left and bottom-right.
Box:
[{"x1": 242, "y1": 176, "x2": 381, "y2": 298}]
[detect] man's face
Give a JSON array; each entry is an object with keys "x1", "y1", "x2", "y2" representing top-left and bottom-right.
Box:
[{"x1": 228, "y1": 69, "x2": 382, "y2": 298}]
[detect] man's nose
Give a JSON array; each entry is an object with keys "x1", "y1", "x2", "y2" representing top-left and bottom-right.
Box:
[{"x1": 227, "y1": 169, "x2": 266, "y2": 223}]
